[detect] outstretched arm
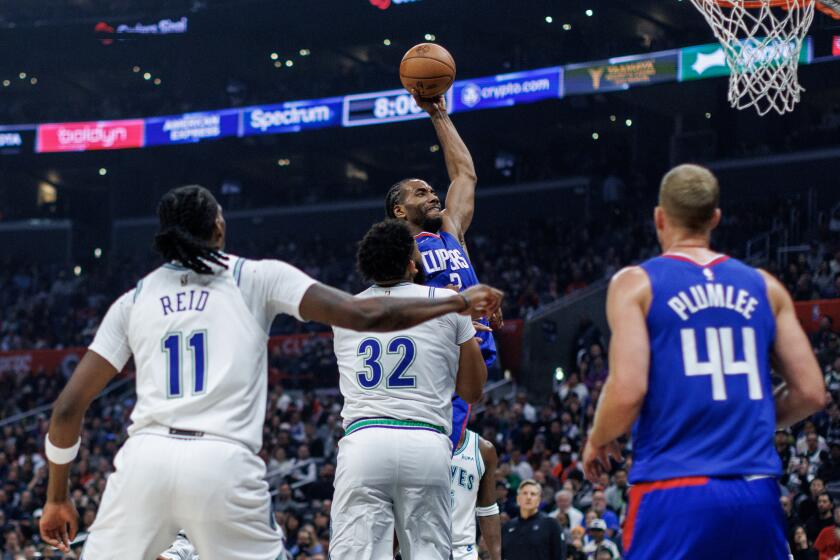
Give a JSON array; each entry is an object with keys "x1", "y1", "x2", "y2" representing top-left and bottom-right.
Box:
[
  {"x1": 413, "y1": 92, "x2": 477, "y2": 242},
  {"x1": 299, "y1": 283, "x2": 502, "y2": 332},
  {"x1": 760, "y1": 270, "x2": 825, "y2": 427},
  {"x1": 583, "y1": 267, "x2": 651, "y2": 481},
  {"x1": 41, "y1": 351, "x2": 119, "y2": 552},
  {"x1": 477, "y1": 438, "x2": 501, "y2": 560}
]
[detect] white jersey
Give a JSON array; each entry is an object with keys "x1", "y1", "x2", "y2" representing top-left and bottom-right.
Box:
[
  {"x1": 450, "y1": 429, "x2": 485, "y2": 549},
  {"x1": 332, "y1": 283, "x2": 475, "y2": 436},
  {"x1": 89, "y1": 256, "x2": 316, "y2": 453}
]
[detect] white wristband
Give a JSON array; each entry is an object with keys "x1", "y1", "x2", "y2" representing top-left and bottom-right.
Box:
[
  {"x1": 45, "y1": 435, "x2": 81, "y2": 465},
  {"x1": 475, "y1": 503, "x2": 500, "y2": 517}
]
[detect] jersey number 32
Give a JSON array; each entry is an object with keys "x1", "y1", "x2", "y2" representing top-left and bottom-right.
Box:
[{"x1": 356, "y1": 337, "x2": 417, "y2": 390}]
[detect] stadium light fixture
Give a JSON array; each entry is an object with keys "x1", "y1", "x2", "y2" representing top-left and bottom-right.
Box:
[
  {"x1": 545, "y1": 16, "x2": 553, "y2": 23},
  {"x1": 19, "y1": 72, "x2": 26, "y2": 79},
  {"x1": 562, "y1": 23, "x2": 572, "y2": 31},
  {"x1": 2, "y1": 80, "x2": 9, "y2": 87},
  {"x1": 143, "y1": 72, "x2": 152, "y2": 80},
  {"x1": 424, "y1": 33, "x2": 436, "y2": 41},
  {"x1": 270, "y1": 52, "x2": 279, "y2": 61},
  {"x1": 625, "y1": 119, "x2": 633, "y2": 127},
  {"x1": 299, "y1": 49, "x2": 310, "y2": 56},
  {"x1": 610, "y1": 115, "x2": 616, "y2": 122},
  {"x1": 585, "y1": 9, "x2": 594, "y2": 16},
  {"x1": 30, "y1": 78, "x2": 37, "y2": 85},
  {"x1": 154, "y1": 78, "x2": 162, "y2": 85},
  {"x1": 383, "y1": 38, "x2": 391, "y2": 46},
  {"x1": 99, "y1": 168, "x2": 107, "y2": 176},
  {"x1": 285, "y1": 60, "x2": 294, "y2": 67},
  {"x1": 73, "y1": 266, "x2": 82, "y2": 277},
  {"x1": 705, "y1": 112, "x2": 712, "y2": 119},
  {"x1": 94, "y1": 248, "x2": 102, "y2": 259},
  {"x1": 592, "y1": 132, "x2": 600, "y2": 140},
  {"x1": 132, "y1": 66, "x2": 140, "y2": 73}
]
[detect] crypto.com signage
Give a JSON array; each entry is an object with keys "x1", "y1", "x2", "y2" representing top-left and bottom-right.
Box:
[{"x1": 368, "y1": 0, "x2": 422, "y2": 10}]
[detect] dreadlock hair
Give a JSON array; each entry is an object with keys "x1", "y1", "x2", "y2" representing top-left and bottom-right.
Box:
[
  {"x1": 384, "y1": 178, "x2": 416, "y2": 219},
  {"x1": 153, "y1": 185, "x2": 228, "y2": 275},
  {"x1": 357, "y1": 219, "x2": 415, "y2": 284}
]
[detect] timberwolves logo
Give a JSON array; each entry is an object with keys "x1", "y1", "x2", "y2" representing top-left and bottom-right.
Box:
[{"x1": 461, "y1": 83, "x2": 481, "y2": 108}]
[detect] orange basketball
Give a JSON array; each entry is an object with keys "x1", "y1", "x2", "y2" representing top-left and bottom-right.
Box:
[{"x1": 399, "y1": 43, "x2": 456, "y2": 99}]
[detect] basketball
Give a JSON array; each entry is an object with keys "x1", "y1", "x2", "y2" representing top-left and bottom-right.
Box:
[{"x1": 399, "y1": 43, "x2": 456, "y2": 99}]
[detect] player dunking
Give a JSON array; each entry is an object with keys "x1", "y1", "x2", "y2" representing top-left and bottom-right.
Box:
[
  {"x1": 583, "y1": 165, "x2": 825, "y2": 559},
  {"x1": 38, "y1": 186, "x2": 501, "y2": 560},
  {"x1": 449, "y1": 429, "x2": 501, "y2": 560},
  {"x1": 385, "y1": 91, "x2": 499, "y2": 453},
  {"x1": 330, "y1": 220, "x2": 497, "y2": 560}
]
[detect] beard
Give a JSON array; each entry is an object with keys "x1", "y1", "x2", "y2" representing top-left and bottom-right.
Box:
[{"x1": 422, "y1": 214, "x2": 444, "y2": 232}]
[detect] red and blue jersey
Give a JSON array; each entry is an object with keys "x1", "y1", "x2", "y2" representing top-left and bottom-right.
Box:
[
  {"x1": 415, "y1": 230, "x2": 497, "y2": 367},
  {"x1": 630, "y1": 254, "x2": 781, "y2": 483}
]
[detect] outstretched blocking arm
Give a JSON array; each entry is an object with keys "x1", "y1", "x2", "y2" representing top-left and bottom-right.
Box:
[
  {"x1": 477, "y1": 438, "x2": 501, "y2": 560},
  {"x1": 583, "y1": 267, "x2": 651, "y2": 482},
  {"x1": 413, "y1": 93, "x2": 477, "y2": 242},
  {"x1": 41, "y1": 350, "x2": 119, "y2": 552},
  {"x1": 299, "y1": 283, "x2": 502, "y2": 332},
  {"x1": 760, "y1": 270, "x2": 825, "y2": 427}
]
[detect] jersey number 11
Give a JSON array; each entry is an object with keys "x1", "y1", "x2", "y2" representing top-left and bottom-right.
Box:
[{"x1": 162, "y1": 331, "x2": 208, "y2": 398}]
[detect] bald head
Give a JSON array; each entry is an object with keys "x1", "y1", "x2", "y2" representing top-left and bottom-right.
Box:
[{"x1": 659, "y1": 164, "x2": 720, "y2": 232}]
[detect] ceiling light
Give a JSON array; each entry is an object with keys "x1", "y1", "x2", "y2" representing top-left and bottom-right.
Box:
[
  {"x1": 592, "y1": 132, "x2": 600, "y2": 140},
  {"x1": 143, "y1": 72, "x2": 152, "y2": 80},
  {"x1": 285, "y1": 60, "x2": 294, "y2": 67},
  {"x1": 270, "y1": 52, "x2": 279, "y2": 60},
  {"x1": 154, "y1": 78, "x2": 161, "y2": 85},
  {"x1": 99, "y1": 168, "x2": 107, "y2": 176},
  {"x1": 563, "y1": 23, "x2": 572, "y2": 30},
  {"x1": 625, "y1": 119, "x2": 633, "y2": 127},
  {"x1": 545, "y1": 16, "x2": 553, "y2": 23},
  {"x1": 585, "y1": 9, "x2": 594, "y2": 16},
  {"x1": 383, "y1": 38, "x2": 391, "y2": 46},
  {"x1": 132, "y1": 66, "x2": 140, "y2": 73},
  {"x1": 299, "y1": 49, "x2": 310, "y2": 56},
  {"x1": 29, "y1": 77, "x2": 37, "y2": 85}
]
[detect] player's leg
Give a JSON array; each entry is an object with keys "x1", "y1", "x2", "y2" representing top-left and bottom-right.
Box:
[
  {"x1": 171, "y1": 439, "x2": 285, "y2": 560},
  {"x1": 330, "y1": 429, "x2": 398, "y2": 560},
  {"x1": 624, "y1": 477, "x2": 790, "y2": 560},
  {"x1": 81, "y1": 435, "x2": 180, "y2": 560},
  {"x1": 726, "y1": 477, "x2": 790, "y2": 560},
  {"x1": 452, "y1": 543, "x2": 479, "y2": 560},
  {"x1": 393, "y1": 431, "x2": 452, "y2": 560},
  {"x1": 450, "y1": 395, "x2": 470, "y2": 452}
]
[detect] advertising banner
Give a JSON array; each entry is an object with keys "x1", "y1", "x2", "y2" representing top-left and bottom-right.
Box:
[
  {"x1": 0, "y1": 347, "x2": 84, "y2": 377},
  {"x1": 834, "y1": 36, "x2": 840, "y2": 56},
  {"x1": 242, "y1": 97, "x2": 342, "y2": 136},
  {"x1": 450, "y1": 67, "x2": 563, "y2": 114},
  {"x1": 37, "y1": 119, "x2": 145, "y2": 152},
  {"x1": 564, "y1": 50, "x2": 678, "y2": 95},
  {"x1": 145, "y1": 110, "x2": 239, "y2": 146},
  {"x1": 0, "y1": 126, "x2": 36, "y2": 155},
  {"x1": 795, "y1": 299, "x2": 840, "y2": 335},
  {"x1": 680, "y1": 39, "x2": 812, "y2": 81}
]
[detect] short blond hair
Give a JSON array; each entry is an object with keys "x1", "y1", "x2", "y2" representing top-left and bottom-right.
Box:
[
  {"x1": 659, "y1": 164, "x2": 720, "y2": 232},
  {"x1": 518, "y1": 479, "x2": 542, "y2": 494}
]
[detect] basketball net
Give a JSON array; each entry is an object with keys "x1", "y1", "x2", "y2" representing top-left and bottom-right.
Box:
[{"x1": 689, "y1": 0, "x2": 816, "y2": 115}]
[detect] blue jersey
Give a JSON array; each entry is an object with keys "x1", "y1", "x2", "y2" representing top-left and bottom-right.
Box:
[
  {"x1": 415, "y1": 230, "x2": 497, "y2": 367},
  {"x1": 630, "y1": 254, "x2": 781, "y2": 483}
]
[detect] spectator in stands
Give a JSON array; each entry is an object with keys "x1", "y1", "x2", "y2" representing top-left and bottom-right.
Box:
[
  {"x1": 582, "y1": 519, "x2": 620, "y2": 559},
  {"x1": 550, "y1": 489, "x2": 583, "y2": 529},
  {"x1": 806, "y1": 493, "x2": 836, "y2": 541},
  {"x1": 589, "y1": 491, "x2": 620, "y2": 538},
  {"x1": 791, "y1": 525, "x2": 818, "y2": 560},
  {"x1": 814, "y1": 506, "x2": 840, "y2": 560},
  {"x1": 604, "y1": 469, "x2": 628, "y2": 516},
  {"x1": 783, "y1": 495, "x2": 803, "y2": 540},
  {"x1": 799, "y1": 479, "x2": 826, "y2": 523}
]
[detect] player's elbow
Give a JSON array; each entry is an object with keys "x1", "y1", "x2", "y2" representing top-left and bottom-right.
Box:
[
  {"x1": 802, "y1": 383, "x2": 827, "y2": 416},
  {"x1": 457, "y1": 384, "x2": 483, "y2": 404},
  {"x1": 51, "y1": 392, "x2": 82, "y2": 426},
  {"x1": 456, "y1": 365, "x2": 487, "y2": 404}
]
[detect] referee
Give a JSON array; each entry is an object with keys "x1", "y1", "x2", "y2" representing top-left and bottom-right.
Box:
[{"x1": 501, "y1": 480, "x2": 566, "y2": 560}]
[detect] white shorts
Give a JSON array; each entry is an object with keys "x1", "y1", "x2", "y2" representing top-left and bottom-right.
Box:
[
  {"x1": 453, "y1": 543, "x2": 479, "y2": 560},
  {"x1": 330, "y1": 426, "x2": 452, "y2": 560},
  {"x1": 82, "y1": 433, "x2": 284, "y2": 560}
]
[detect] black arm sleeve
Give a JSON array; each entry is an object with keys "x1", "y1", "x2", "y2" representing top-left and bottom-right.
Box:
[{"x1": 549, "y1": 516, "x2": 566, "y2": 560}]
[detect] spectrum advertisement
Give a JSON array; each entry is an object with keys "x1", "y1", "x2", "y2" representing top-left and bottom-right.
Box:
[
  {"x1": 450, "y1": 67, "x2": 563, "y2": 113},
  {"x1": 242, "y1": 97, "x2": 343, "y2": 136},
  {"x1": 145, "y1": 110, "x2": 239, "y2": 146}
]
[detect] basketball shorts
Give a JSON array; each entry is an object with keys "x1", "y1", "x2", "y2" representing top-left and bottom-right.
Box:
[
  {"x1": 82, "y1": 433, "x2": 285, "y2": 560},
  {"x1": 623, "y1": 476, "x2": 789, "y2": 560},
  {"x1": 330, "y1": 425, "x2": 452, "y2": 560},
  {"x1": 452, "y1": 543, "x2": 479, "y2": 560},
  {"x1": 450, "y1": 395, "x2": 471, "y2": 451}
]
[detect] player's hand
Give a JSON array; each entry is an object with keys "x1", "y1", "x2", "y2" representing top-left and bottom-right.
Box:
[
  {"x1": 40, "y1": 499, "x2": 78, "y2": 553},
  {"x1": 459, "y1": 284, "x2": 503, "y2": 320},
  {"x1": 582, "y1": 439, "x2": 623, "y2": 483},
  {"x1": 410, "y1": 89, "x2": 446, "y2": 115},
  {"x1": 490, "y1": 308, "x2": 504, "y2": 331},
  {"x1": 473, "y1": 321, "x2": 492, "y2": 333}
]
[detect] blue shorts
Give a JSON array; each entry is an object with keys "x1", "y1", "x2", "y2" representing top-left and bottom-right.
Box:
[
  {"x1": 450, "y1": 395, "x2": 471, "y2": 451},
  {"x1": 624, "y1": 476, "x2": 789, "y2": 560}
]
